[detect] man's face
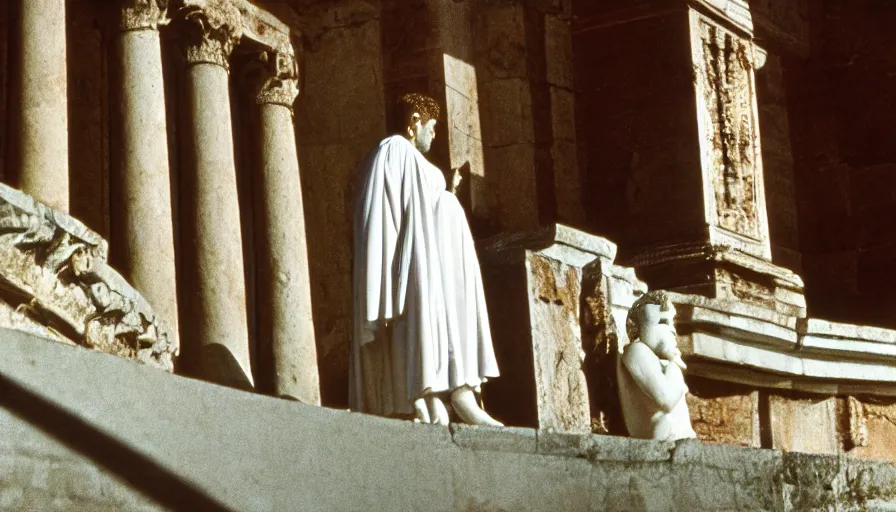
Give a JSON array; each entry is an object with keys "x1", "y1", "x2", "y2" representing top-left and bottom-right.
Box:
[
  {"x1": 411, "y1": 118, "x2": 437, "y2": 154},
  {"x1": 638, "y1": 304, "x2": 680, "y2": 361}
]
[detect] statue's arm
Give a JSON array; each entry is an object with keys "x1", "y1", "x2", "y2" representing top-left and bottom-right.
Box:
[{"x1": 622, "y1": 343, "x2": 688, "y2": 412}]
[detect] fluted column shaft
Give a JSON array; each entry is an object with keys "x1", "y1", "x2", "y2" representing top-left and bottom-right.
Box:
[
  {"x1": 254, "y1": 46, "x2": 321, "y2": 404},
  {"x1": 179, "y1": 2, "x2": 253, "y2": 388},
  {"x1": 113, "y1": 0, "x2": 180, "y2": 351},
  {"x1": 15, "y1": 0, "x2": 69, "y2": 211}
]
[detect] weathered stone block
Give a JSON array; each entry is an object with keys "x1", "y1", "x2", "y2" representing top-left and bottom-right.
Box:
[
  {"x1": 450, "y1": 424, "x2": 537, "y2": 454},
  {"x1": 849, "y1": 401, "x2": 896, "y2": 464},
  {"x1": 476, "y1": 3, "x2": 528, "y2": 80},
  {"x1": 544, "y1": 14, "x2": 574, "y2": 88},
  {"x1": 0, "y1": 184, "x2": 175, "y2": 371},
  {"x1": 686, "y1": 379, "x2": 760, "y2": 447},
  {"x1": 589, "y1": 435, "x2": 674, "y2": 462},
  {"x1": 770, "y1": 395, "x2": 839, "y2": 455},
  {"x1": 489, "y1": 142, "x2": 539, "y2": 231},
  {"x1": 550, "y1": 86, "x2": 576, "y2": 142},
  {"x1": 480, "y1": 78, "x2": 534, "y2": 147},
  {"x1": 528, "y1": 254, "x2": 591, "y2": 433},
  {"x1": 481, "y1": 225, "x2": 621, "y2": 432},
  {"x1": 452, "y1": 450, "x2": 593, "y2": 512}
]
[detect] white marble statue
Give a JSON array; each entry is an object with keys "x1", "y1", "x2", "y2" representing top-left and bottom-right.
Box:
[
  {"x1": 617, "y1": 290, "x2": 696, "y2": 441},
  {"x1": 350, "y1": 93, "x2": 502, "y2": 426}
]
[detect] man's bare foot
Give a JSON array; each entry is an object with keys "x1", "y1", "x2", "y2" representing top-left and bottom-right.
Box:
[
  {"x1": 451, "y1": 386, "x2": 503, "y2": 426},
  {"x1": 427, "y1": 396, "x2": 450, "y2": 425},
  {"x1": 413, "y1": 397, "x2": 431, "y2": 423}
]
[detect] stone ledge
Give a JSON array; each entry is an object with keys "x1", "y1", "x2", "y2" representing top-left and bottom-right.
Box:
[
  {"x1": 4, "y1": 326, "x2": 896, "y2": 510},
  {"x1": 480, "y1": 223, "x2": 617, "y2": 266},
  {"x1": 671, "y1": 291, "x2": 896, "y2": 396},
  {"x1": 672, "y1": 438, "x2": 781, "y2": 471},
  {"x1": 536, "y1": 431, "x2": 674, "y2": 462},
  {"x1": 450, "y1": 424, "x2": 536, "y2": 454}
]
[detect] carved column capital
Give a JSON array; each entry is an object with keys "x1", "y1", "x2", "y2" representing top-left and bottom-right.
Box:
[
  {"x1": 177, "y1": 0, "x2": 243, "y2": 70},
  {"x1": 120, "y1": 0, "x2": 169, "y2": 31},
  {"x1": 255, "y1": 44, "x2": 300, "y2": 107}
]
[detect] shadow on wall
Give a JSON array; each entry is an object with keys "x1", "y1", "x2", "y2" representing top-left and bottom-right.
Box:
[{"x1": 0, "y1": 371, "x2": 235, "y2": 511}]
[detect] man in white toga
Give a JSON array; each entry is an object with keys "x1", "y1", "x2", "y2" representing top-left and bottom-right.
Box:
[{"x1": 350, "y1": 93, "x2": 501, "y2": 426}]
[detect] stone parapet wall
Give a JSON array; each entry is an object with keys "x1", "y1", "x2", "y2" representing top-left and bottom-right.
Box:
[{"x1": 2, "y1": 326, "x2": 896, "y2": 510}]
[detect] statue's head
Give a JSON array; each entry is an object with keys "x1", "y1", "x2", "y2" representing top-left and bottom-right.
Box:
[
  {"x1": 626, "y1": 290, "x2": 685, "y2": 368},
  {"x1": 391, "y1": 93, "x2": 440, "y2": 154}
]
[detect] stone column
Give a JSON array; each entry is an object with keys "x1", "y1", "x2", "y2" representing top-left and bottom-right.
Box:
[
  {"x1": 178, "y1": 1, "x2": 253, "y2": 388},
  {"x1": 253, "y1": 44, "x2": 321, "y2": 404},
  {"x1": 14, "y1": 0, "x2": 69, "y2": 212},
  {"x1": 112, "y1": 0, "x2": 179, "y2": 350}
]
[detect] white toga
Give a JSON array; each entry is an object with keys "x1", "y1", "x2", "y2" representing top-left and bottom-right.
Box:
[{"x1": 350, "y1": 135, "x2": 499, "y2": 416}]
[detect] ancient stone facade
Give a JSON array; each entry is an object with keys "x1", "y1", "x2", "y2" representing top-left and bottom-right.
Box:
[{"x1": 1, "y1": 0, "x2": 896, "y2": 507}]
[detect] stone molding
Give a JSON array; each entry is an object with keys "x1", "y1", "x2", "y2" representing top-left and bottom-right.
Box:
[
  {"x1": 120, "y1": 0, "x2": 169, "y2": 31},
  {"x1": 673, "y1": 292, "x2": 896, "y2": 396},
  {"x1": 0, "y1": 183, "x2": 176, "y2": 371},
  {"x1": 178, "y1": 0, "x2": 243, "y2": 69},
  {"x1": 255, "y1": 44, "x2": 300, "y2": 107},
  {"x1": 624, "y1": 242, "x2": 805, "y2": 317},
  {"x1": 693, "y1": 0, "x2": 753, "y2": 34},
  {"x1": 480, "y1": 223, "x2": 618, "y2": 266}
]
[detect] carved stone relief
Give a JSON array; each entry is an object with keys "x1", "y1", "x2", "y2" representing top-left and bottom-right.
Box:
[
  {"x1": 254, "y1": 43, "x2": 300, "y2": 107},
  {"x1": 695, "y1": 17, "x2": 761, "y2": 240},
  {"x1": 0, "y1": 184, "x2": 176, "y2": 371}
]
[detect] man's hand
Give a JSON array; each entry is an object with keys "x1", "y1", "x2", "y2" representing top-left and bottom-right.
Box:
[
  {"x1": 449, "y1": 162, "x2": 470, "y2": 195},
  {"x1": 449, "y1": 167, "x2": 463, "y2": 194}
]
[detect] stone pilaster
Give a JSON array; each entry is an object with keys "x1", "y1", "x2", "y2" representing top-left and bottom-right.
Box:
[
  {"x1": 13, "y1": 0, "x2": 69, "y2": 212},
  {"x1": 252, "y1": 43, "x2": 321, "y2": 404},
  {"x1": 381, "y1": 0, "x2": 585, "y2": 236},
  {"x1": 573, "y1": 0, "x2": 804, "y2": 316},
  {"x1": 381, "y1": 1, "x2": 489, "y2": 227},
  {"x1": 111, "y1": 0, "x2": 180, "y2": 354},
  {"x1": 176, "y1": 0, "x2": 253, "y2": 388},
  {"x1": 475, "y1": 0, "x2": 584, "y2": 234}
]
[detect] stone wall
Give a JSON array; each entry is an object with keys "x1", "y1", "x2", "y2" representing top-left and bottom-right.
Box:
[
  {"x1": 67, "y1": 0, "x2": 111, "y2": 240},
  {"x1": 751, "y1": 0, "x2": 808, "y2": 274},
  {"x1": 294, "y1": 0, "x2": 387, "y2": 406},
  {"x1": 3, "y1": 326, "x2": 896, "y2": 510},
  {"x1": 786, "y1": 0, "x2": 896, "y2": 328},
  {"x1": 572, "y1": 7, "x2": 707, "y2": 253}
]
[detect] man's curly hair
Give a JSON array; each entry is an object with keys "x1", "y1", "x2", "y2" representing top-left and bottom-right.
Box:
[
  {"x1": 389, "y1": 93, "x2": 441, "y2": 134},
  {"x1": 625, "y1": 290, "x2": 674, "y2": 344}
]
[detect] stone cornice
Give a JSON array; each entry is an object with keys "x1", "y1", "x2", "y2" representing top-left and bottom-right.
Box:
[
  {"x1": 672, "y1": 292, "x2": 896, "y2": 397},
  {"x1": 178, "y1": 0, "x2": 243, "y2": 70},
  {"x1": 120, "y1": 0, "x2": 169, "y2": 31},
  {"x1": 230, "y1": 0, "x2": 296, "y2": 53},
  {"x1": 255, "y1": 44, "x2": 300, "y2": 107}
]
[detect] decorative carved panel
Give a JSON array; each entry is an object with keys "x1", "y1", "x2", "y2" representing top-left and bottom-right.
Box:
[
  {"x1": 693, "y1": 15, "x2": 763, "y2": 241},
  {"x1": 0, "y1": 183, "x2": 176, "y2": 371}
]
